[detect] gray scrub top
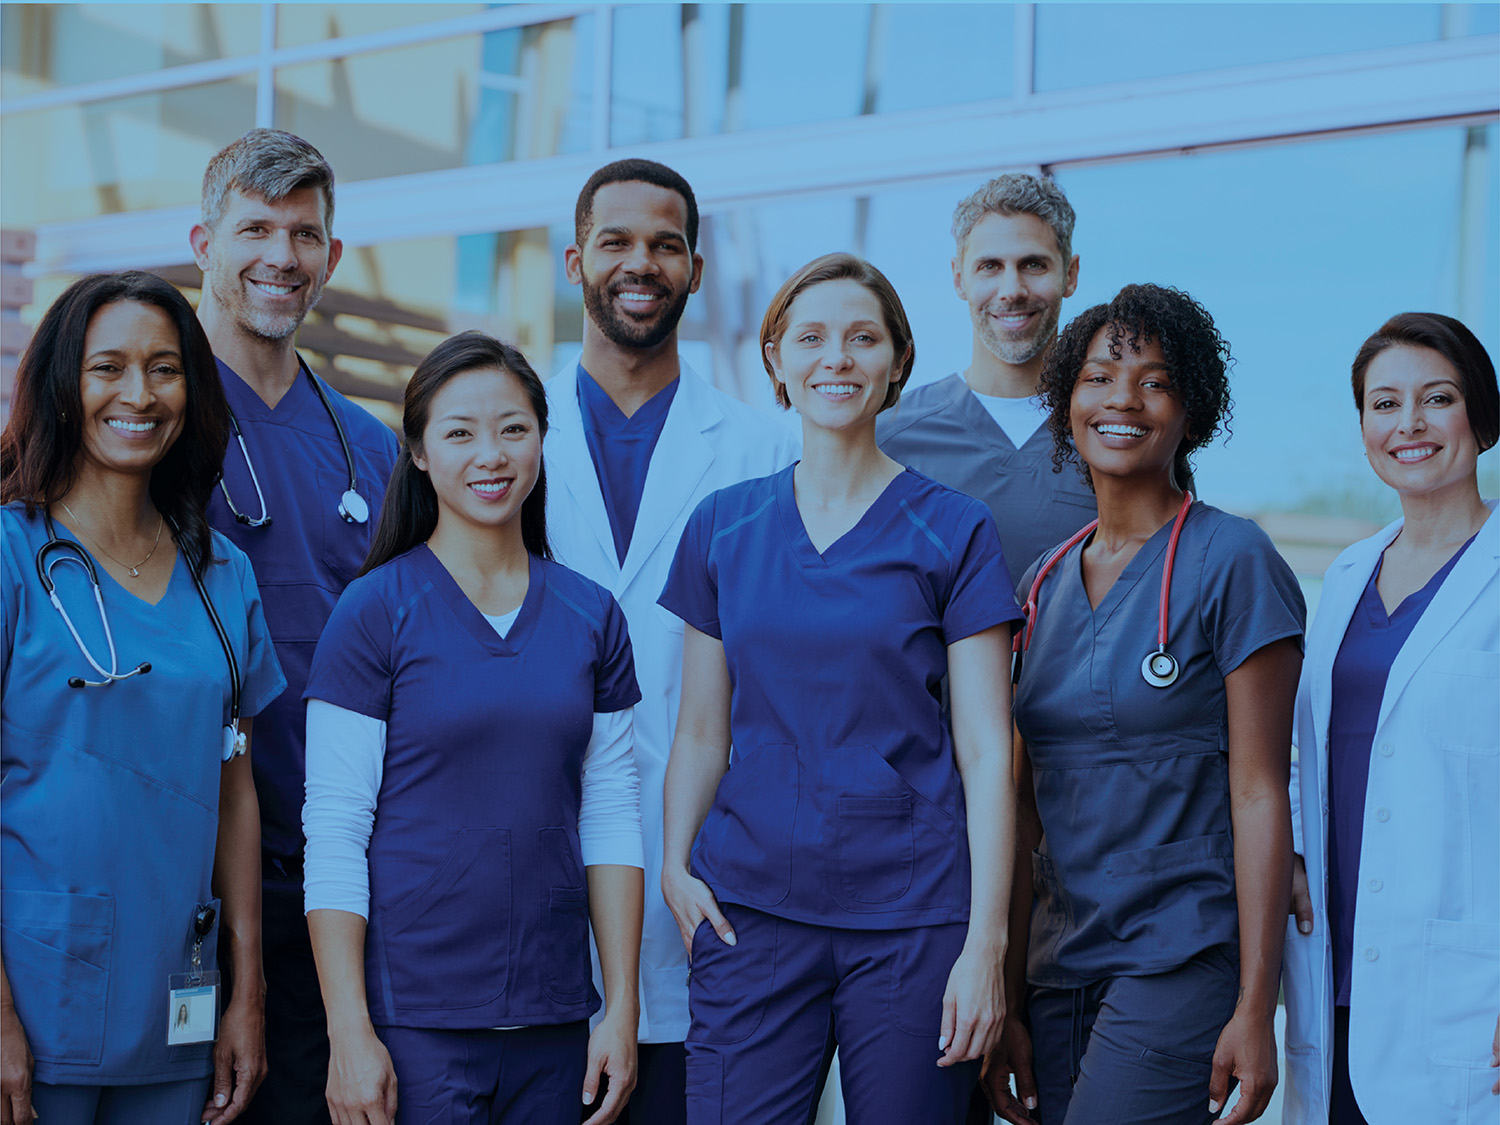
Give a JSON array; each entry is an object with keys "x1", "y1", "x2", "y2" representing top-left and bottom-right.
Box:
[
  {"x1": 878, "y1": 373, "x2": 1098, "y2": 586},
  {"x1": 1013, "y1": 502, "x2": 1304, "y2": 988}
]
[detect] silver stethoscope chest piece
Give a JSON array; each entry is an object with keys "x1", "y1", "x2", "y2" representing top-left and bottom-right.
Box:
[
  {"x1": 1141, "y1": 647, "x2": 1180, "y2": 688},
  {"x1": 337, "y1": 489, "x2": 369, "y2": 525}
]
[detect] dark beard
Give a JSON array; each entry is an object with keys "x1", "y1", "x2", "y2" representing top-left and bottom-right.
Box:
[{"x1": 582, "y1": 276, "x2": 690, "y2": 351}]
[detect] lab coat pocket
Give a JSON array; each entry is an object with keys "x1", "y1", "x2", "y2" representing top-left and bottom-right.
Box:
[
  {"x1": 696, "y1": 742, "x2": 797, "y2": 907},
  {"x1": 542, "y1": 887, "x2": 592, "y2": 1005},
  {"x1": 379, "y1": 828, "x2": 511, "y2": 1010},
  {"x1": 0, "y1": 889, "x2": 113, "y2": 1065},
  {"x1": 1419, "y1": 919, "x2": 1499, "y2": 1067},
  {"x1": 834, "y1": 796, "x2": 915, "y2": 906},
  {"x1": 317, "y1": 468, "x2": 379, "y2": 584},
  {"x1": 1280, "y1": 917, "x2": 1322, "y2": 1055}
]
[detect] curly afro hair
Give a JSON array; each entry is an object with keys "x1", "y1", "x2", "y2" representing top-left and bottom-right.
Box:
[{"x1": 1038, "y1": 283, "x2": 1233, "y2": 490}]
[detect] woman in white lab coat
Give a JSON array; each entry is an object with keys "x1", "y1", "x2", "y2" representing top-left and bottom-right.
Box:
[{"x1": 1283, "y1": 312, "x2": 1499, "y2": 1125}]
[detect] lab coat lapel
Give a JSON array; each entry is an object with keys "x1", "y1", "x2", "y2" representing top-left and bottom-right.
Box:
[
  {"x1": 546, "y1": 363, "x2": 617, "y2": 570},
  {"x1": 619, "y1": 365, "x2": 718, "y2": 593},
  {"x1": 1377, "y1": 503, "x2": 1500, "y2": 728}
]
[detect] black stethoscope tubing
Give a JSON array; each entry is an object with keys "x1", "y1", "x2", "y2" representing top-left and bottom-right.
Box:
[
  {"x1": 38, "y1": 510, "x2": 244, "y2": 753},
  {"x1": 219, "y1": 356, "x2": 368, "y2": 527}
]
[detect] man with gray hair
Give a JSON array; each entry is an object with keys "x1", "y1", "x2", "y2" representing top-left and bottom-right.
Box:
[
  {"x1": 878, "y1": 172, "x2": 1094, "y2": 587},
  {"x1": 193, "y1": 128, "x2": 397, "y2": 1124}
]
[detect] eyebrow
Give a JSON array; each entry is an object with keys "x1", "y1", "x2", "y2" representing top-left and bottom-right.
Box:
[
  {"x1": 1366, "y1": 379, "x2": 1462, "y2": 396},
  {"x1": 435, "y1": 409, "x2": 529, "y2": 422},
  {"x1": 595, "y1": 225, "x2": 685, "y2": 243},
  {"x1": 1082, "y1": 353, "x2": 1170, "y2": 371},
  {"x1": 85, "y1": 347, "x2": 183, "y2": 360}
]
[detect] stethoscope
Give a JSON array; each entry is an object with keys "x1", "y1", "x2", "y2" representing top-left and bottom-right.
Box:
[
  {"x1": 219, "y1": 357, "x2": 369, "y2": 528},
  {"x1": 37, "y1": 510, "x2": 247, "y2": 761},
  {"x1": 1014, "y1": 491, "x2": 1194, "y2": 689}
]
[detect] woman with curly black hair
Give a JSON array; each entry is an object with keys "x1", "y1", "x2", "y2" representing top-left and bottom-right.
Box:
[{"x1": 982, "y1": 284, "x2": 1304, "y2": 1125}]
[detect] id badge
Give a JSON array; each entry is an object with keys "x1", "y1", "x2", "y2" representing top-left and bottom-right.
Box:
[{"x1": 166, "y1": 971, "x2": 220, "y2": 1045}]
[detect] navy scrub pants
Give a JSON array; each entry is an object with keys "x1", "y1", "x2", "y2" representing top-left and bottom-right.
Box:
[
  {"x1": 1025, "y1": 945, "x2": 1239, "y2": 1125},
  {"x1": 378, "y1": 1022, "x2": 589, "y2": 1125},
  {"x1": 30, "y1": 1077, "x2": 213, "y2": 1125},
  {"x1": 685, "y1": 904, "x2": 978, "y2": 1125}
]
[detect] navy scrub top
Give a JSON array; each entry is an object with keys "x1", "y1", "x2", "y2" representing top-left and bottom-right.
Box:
[
  {"x1": 577, "y1": 364, "x2": 678, "y2": 564},
  {"x1": 1013, "y1": 502, "x2": 1304, "y2": 987},
  {"x1": 658, "y1": 466, "x2": 1021, "y2": 929},
  {"x1": 208, "y1": 357, "x2": 398, "y2": 865},
  {"x1": 305, "y1": 547, "x2": 639, "y2": 1028},
  {"x1": 1, "y1": 507, "x2": 285, "y2": 1084}
]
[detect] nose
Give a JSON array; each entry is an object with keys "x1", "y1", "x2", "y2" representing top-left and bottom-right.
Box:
[
  {"x1": 622, "y1": 239, "x2": 657, "y2": 276},
  {"x1": 475, "y1": 432, "x2": 509, "y2": 468},
  {"x1": 994, "y1": 266, "x2": 1027, "y2": 302},
  {"x1": 117, "y1": 366, "x2": 154, "y2": 409},
  {"x1": 820, "y1": 339, "x2": 853, "y2": 371},
  {"x1": 1102, "y1": 377, "x2": 1141, "y2": 411},
  {"x1": 260, "y1": 229, "x2": 299, "y2": 271},
  {"x1": 1397, "y1": 399, "x2": 1427, "y2": 435}
]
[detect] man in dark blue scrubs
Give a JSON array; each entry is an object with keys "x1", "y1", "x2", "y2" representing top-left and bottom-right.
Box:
[{"x1": 192, "y1": 129, "x2": 398, "y2": 1125}]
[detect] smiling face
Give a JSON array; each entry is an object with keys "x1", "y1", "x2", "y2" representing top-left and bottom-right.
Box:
[
  {"x1": 954, "y1": 210, "x2": 1078, "y2": 369},
  {"x1": 191, "y1": 186, "x2": 342, "y2": 342},
  {"x1": 1069, "y1": 325, "x2": 1187, "y2": 485},
  {"x1": 76, "y1": 300, "x2": 188, "y2": 481},
  {"x1": 565, "y1": 180, "x2": 703, "y2": 352},
  {"x1": 412, "y1": 366, "x2": 542, "y2": 537},
  {"x1": 765, "y1": 278, "x2": 907, "y2": 432},
  {"x1": 1360, "y1": 344, "x2": 1480, "y2": 501}
]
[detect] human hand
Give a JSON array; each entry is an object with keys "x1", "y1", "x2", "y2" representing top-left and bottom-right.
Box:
[
  {"x1": 201, "y1": 991, "x2": 267, "y2": 1123},
  {"x1": 1490, "y1": 1013, "x2": 1499, "y2": 1095},
  {"x1": 980, "y1": 1016, "x2": 1039, "y2": 1123},
  {"x1": 1209, "y1": 1007, "x2": 1277, "y2": 1124},
  {"x1": 581, "y1": 1011, "x2": 637, "y2": 1124},
  {"x1": 1289, "y1": 854, "x2": 1313, "y2": 936},
  {"x1": 325, "y1": 1024, "x2": 398, "y2": 1125},
  {"x1": 661, "y1": 866, "x2": 735, "y2": 953},
  {"x1": 1, "y1": 1003, "x2": 35, "y2": 1125},
  {"x1": 937, "y1": 943, "x2": 1005, "y2": 1068}
]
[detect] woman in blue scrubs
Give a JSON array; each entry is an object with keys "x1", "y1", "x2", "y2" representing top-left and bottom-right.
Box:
[
  {"x1": 983, "y1": 284, "x2": 1304, "y2": 1125},
  {"x1": 1282, "y1": 314, "x2": 1498, "y2": 1125},
  {"x1": 1, "y1": 272, "x2": 285, "y2": 1125},
  {"x1": 659, "y1": 253, "x2": 1020, "y2": 1125},
  {"x1": 302, "y1": 332, "x2": 644, "y2": 1125}
]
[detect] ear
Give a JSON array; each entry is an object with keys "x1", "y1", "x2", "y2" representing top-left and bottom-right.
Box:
[
  {"x1": 323, "y1": 236, "x2": 344, "y2": 284},
  {"x1": 688, "y1": 252, "x2": 705, "y2": 294},
  {"x1": 563, "y1": 244, "x2": 584, "y2": 286},
  {"x1": 950, "y1": 254, "x2": 966, "y2": 300},
  {"x1": 190, "y1": 223, "x2": 212, "y2": 272},
  {"x1": 410, "y1": 443, "x2": 428, "y2": 473},
  {"x1": 763, "y1": 338, "x2": 782, "y2": 379},
  {"x1": 1064, "y1": 254, "x2": 1080, "y2": 299}
]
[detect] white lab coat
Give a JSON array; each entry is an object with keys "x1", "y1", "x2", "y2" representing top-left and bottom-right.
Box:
[
  {"x1": 1282, "y1": 501, "x2": 1500, "y2": 1125},
  {"x1": 544, "y1": 359, "x2": 799, "y2": 1043}
]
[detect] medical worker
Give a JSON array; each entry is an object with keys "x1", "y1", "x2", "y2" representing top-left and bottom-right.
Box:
[
  {"x1": 1282, "y1": 313, "x2": 1499, "y2": 1125},
  {"x1": 878, "y1": 173, "x2": 1096, "y2": 587},
  {"x1": 545, "y1": 158, "x2": 798, "y2": 1124},
  {"x1": 302, "y1": 332, "x2": 645, "y2": 1125},
  {"x1": 660, "y1": 253, "x2": 1020, "y2": 1125},
  {"x1": 984, "y1": 284, "x2": 1304, "y2": 1125},
  {"x1": 1, "y1": 272, "x2": 285, "y2": 1125},
  {"x1": 193, "y1": 129, "x2": 399, "y2": 1125}
]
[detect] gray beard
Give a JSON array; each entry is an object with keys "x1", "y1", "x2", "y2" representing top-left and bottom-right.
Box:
[{"x1": 976, "y1": 302, "x2": 1060, "y2": 367}]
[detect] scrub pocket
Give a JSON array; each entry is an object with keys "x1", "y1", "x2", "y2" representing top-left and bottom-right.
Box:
[
  {"x1": 828, "y1": 746, "x2": 947, "y2": 914},
  {"x1": 0, "y1": 889, "x2": 114, "y2": 1065},
  {"x1": 1102, "y1": 833, "x2": 1234, "y2": 947},
  {"x1": 378, "y1": 828, "x2": 511, "y2": 1011},
  {"x1": 317, "y1": 468, "x2": 381, "y2": 584},
  {"x1": 687, "y1": 912, "x2": 775, "y2": 1045},
  {"x1": 541, "y1": 887, "x2": 592, "y2": 1005},
  {"x1": 695, "y1": 743, "x2": 797, "y2": 907}
]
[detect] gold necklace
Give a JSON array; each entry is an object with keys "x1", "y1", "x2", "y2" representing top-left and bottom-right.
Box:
[{"x1": 59, "y1": 501, "x2": 165, "y2": 579}]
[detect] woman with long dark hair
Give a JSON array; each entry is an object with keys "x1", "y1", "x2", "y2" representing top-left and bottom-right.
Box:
[
  {"x1": 1, "y1": 272, "x2": 284, "y2": 1124},
  {"x1": 302, "y1": 331, "x2": 644, "y2": 1125},
  {"x1": 1283, "y1": 313, "x2": 1498, "y2": 1125}
]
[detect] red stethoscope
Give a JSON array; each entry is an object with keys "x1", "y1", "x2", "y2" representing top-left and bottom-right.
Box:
[{"x1": 1013, "y1": 491, "x2": 1194, "y2": 689}]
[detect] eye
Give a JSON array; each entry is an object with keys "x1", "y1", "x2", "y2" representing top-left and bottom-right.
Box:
[
  {"x1": 503, "y1": 422, "x2": 530, "y2": 435},
  {"x1": 295, "y1": 230, "x2": 322, "y2": 243},
  {"x1": 797, "y1": 333, "x2": 821, "y2": 345},
  {"x1": 1023, "y1": 259, "x2": 1048, "y2": 272},
  {"x1": 1425, "y1": 392, "x2": 1455, "y2": 406},
  {"x1": 851, "y1": 332, "x2": 877, "y2": 344},
  {"x1": 150, "y1": 363, "x2": 183, "y2": 378},
  {"x1": 445, "y1": 428, "x2": 471, "y2": 439},
  {"x1": 1370, "y1": 397, "x2": 1398, "y2": 411}
]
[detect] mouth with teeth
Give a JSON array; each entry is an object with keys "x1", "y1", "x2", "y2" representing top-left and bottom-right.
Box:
[
  {"x1": 469, "y1": 479, "x2": 513, "y2": 499},
  {"x1": 248, "y1": 278, "x2": 304, "y2": 298},
  {"x1": 1390, "y1": 443, "x2": 1439, "y2": 463},
  {"x1": 611, "y1": 283, "x2": 668, "y2": 315},
  {"x1": 812, "y1": 383, "x2": 860, "y2": 399},
  {"x1": 1094, "y1": 422, "x2": 1148, "y2": 438},
  {"x1": 106, "y1": 419, "x2": 161, "y2": 435},
  {"x1": 987, "y1": 306, "x2": 1041, "y2": 333}
]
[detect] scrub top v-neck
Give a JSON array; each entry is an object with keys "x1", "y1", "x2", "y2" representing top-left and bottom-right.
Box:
[
  {"x1": 305, "y1": 545, "x2": 639, "y2": 1028},
  {"x1": 1013, "y1": 502, "x2": 1305, "y2": 987},
  {"x1": 659, "y1": 465, "x2": 1021, "y2": 929}
]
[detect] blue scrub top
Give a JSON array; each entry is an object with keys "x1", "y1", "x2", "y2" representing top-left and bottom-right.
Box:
[
  {"x1": 577, "y1": 365, "x2": 678, "y2": 564},
  {"x1": 1013, "y1": 502, "x2": 1304, "y2": 987},
  {"x1": 1326, "y1": 533, "x2": 1474, "y2": 1006},
  {"x1": 304, "y1": 547, "x2": 639, "y2": 1028},
  {"x1": 658, "y1": 466, "x2": 1021, "y2": 929},
  {"x1": 208, "y1": 358, "x2": 398, "y2": 863},
  {"x1": 1, "y1": 505, "x2": 284, "y2": 1084}
]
